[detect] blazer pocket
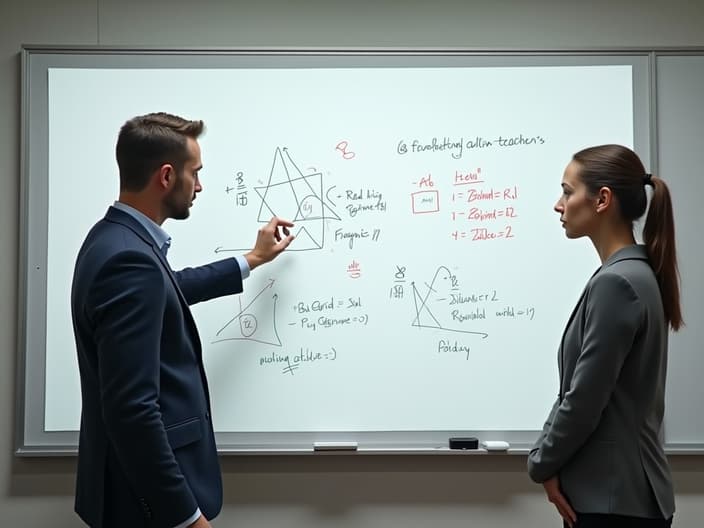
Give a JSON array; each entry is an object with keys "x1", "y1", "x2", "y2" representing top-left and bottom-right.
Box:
[
  {"x1": 165, "y1": 417, "x2": 203, "y2": 449},
  {"x1": 561, "y1": 440, "x2": 615, "y2": 510}
]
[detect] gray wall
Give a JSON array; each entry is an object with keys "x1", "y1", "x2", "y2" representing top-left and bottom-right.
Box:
[{"x1": 3, "y1": 1, "x2": 704, "y2": 526}]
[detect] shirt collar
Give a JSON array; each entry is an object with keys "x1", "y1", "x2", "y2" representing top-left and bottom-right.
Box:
[{"x1": 112, "y1": 201, "x2": 171, "y2": 251}]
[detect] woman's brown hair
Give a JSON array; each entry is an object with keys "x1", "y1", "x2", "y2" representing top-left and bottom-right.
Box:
[{"x1": 573, "y1": 144, "x2": 683, "y2": 331}]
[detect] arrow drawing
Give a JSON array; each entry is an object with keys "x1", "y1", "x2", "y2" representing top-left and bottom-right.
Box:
[{"x1": 213, "y1": 279, "x2": 283, "y2": 346}]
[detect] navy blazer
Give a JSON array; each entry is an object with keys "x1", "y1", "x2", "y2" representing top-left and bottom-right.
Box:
[
  {"x1": 527, "y1": 245, "x2": 674, "y2": 519},
  {"x1": 71, "y1": 206, "x2": 243, "y2": 527}
]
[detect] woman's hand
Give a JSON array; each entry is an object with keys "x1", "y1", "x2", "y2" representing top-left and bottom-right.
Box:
[{"x1": 542, "y1": 475, "x2": 577, "y2": 527}]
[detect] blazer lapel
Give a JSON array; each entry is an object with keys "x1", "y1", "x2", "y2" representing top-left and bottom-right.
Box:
[
  {"x1": 103, "y1": 207, "x2": 202, "y2": 354},
  {"x1": 557, "y1": 265, "x2": 601, "y2": 398},
  {"x1": 149, "y1": 244, "x2": 203, "y2": 358},
  {"x1": 556, "y1": 244, "x2": 650, "y2": 398}
]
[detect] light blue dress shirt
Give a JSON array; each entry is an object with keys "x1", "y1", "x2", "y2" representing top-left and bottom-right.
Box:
[{"x1": 112, "y1": 201, "x2": 250, "y2": 278}]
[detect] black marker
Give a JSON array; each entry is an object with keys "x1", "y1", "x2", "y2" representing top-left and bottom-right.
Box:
[{"x1": 449, "y1": 437, "x2": 479, "y2": 450}]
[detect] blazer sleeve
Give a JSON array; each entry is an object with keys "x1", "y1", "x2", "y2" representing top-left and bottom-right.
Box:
[
  {"x1": 528, "y1": 398, "x2": 559, "y2": 466},
  {"x1": 174, "y1": 257, "x2": 244, "y2": 305},
  {"x1": 527, "y1": 272, "x2": 643, "y2": 483},
  {"x1": 88, "y1": 249, "x2": 198, "y2": 526}
]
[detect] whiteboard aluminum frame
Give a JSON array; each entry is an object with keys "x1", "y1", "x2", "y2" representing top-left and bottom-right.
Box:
[{"x1": 18, "y1": 46, "x2": 659, "y2": 455}]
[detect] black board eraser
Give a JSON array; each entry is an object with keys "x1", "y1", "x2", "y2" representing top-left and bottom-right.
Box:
[{"x1": 449, "y1": 437, "x2": 479, "y2": 449}]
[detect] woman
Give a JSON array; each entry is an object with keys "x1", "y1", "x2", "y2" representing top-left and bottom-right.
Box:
[{"x1": 527, "y1": 144, "x2": 683, "y2": 528}]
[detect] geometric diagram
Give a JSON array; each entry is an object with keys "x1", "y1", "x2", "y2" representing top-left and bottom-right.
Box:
[
  {"x1": 410, "y1": 265, "x2": 489, "y2": 338},
  {"x1": 216, "y1": 147, "x2": 341, "y2": 254},
  {"x1": 212, "y1": 279, "x2": 282, "y2": 346},
  {"x1": 280, "y1": 347, "x2": 338, "y2": 376},
  {"x1": 254, "y1": 147, "x2": 341, "y2": 250}
]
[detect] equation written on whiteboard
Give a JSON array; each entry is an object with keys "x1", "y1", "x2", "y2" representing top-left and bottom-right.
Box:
[
  {"x1": 288, "y1": 296, "x2": 368, "y2": 332},
  {"x1": 409, "y1": 167, "x2": 523, "y2": 242},
  {"x1": 258, "y1": 347, "x2": 338, "y2": 376}
]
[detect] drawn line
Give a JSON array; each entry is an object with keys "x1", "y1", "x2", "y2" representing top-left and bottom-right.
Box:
[{"x1": 216, "y1": 279, "x2": 275, "y2": 337}]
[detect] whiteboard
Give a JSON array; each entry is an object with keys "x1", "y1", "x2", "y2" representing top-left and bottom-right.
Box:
[{"x1": 19, "y1": 49, "x2": 659, "y2": 453}]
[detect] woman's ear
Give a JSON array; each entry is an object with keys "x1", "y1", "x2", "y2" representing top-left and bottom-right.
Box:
[{"x1": 595, "y1": 186, "x2": 613, "y2": 213}]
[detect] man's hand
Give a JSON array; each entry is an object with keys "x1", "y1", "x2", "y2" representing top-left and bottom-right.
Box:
[
  {"x1": 542, "y1": 476, "x2": 577, "y2": 527},
  {"x1": 244, "y1": 216, "x2": 295, "y2": 270},
  {"x1": 188, "y1": 514, "x2": 212, "y2": 528}
]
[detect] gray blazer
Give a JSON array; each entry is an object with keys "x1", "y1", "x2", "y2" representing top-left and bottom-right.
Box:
[{"x1": 527, "y1": 245, "x2": 674, "y2": 519}]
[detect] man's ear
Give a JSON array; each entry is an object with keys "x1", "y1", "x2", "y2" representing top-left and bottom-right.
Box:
[
  {"x1": 157, "y1": 163, "x2": 175, "y2": 189},
  {"x1": 595, "y1": 186, "x2": 613, "y2": 213}
]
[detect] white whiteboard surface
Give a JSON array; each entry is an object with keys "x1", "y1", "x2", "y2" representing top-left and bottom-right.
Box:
[{"x1": 21, "y1": 50, "x2": 654, "y2": 453}]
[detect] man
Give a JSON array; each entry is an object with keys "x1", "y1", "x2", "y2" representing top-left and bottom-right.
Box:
[{"x1": 71, "y1": 112, "x2": 294, "y2": 528}]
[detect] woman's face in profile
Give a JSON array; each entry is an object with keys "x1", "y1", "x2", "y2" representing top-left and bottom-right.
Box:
[{"x1": 554, "y1": 160, "x2": 598, "y2": 239}]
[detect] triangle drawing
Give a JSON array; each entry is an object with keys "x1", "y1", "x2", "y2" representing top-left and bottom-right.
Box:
[{"x1": 213, "y1": 280, "x2": 282, "y2": 346}]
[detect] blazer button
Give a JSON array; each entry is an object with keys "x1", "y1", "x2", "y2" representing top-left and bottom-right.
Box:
[
  {"x1": 205, "y1": 411, "x2": 211, "y2": 421},
  {"x1": 139, "y1": 498, "x2": 152, "y2": 518}
]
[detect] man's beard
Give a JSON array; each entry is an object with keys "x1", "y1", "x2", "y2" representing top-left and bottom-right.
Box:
[{"x1": 163, "y1": 174, "x2": 191, "y2": 220}]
